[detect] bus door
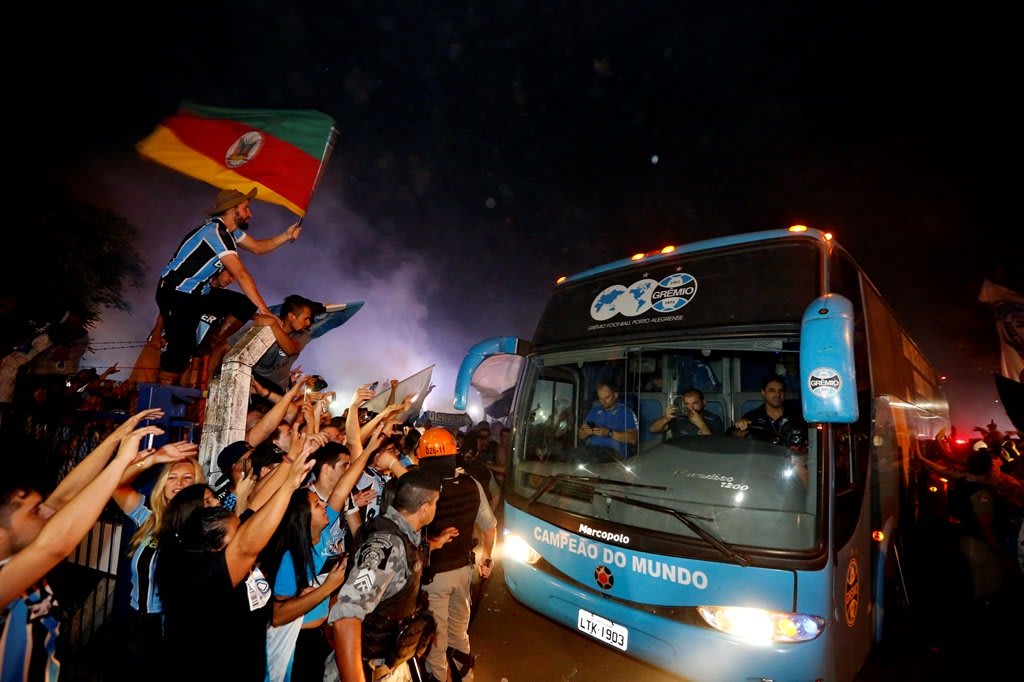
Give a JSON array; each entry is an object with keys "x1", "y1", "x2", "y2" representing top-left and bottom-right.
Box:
[{"x1": 828, "y1": 422, "x2": 875, "y2": 680}]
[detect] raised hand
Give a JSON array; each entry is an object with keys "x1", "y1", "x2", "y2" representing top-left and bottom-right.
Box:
[
  {"x1": 351, "y1": 384, "x2": 375, "y2": 407},
  {"x1": 287, "y1": 440, "x2": 315, "y2": 489},
  {"x1": 352, "y1": 488, "x2": 376, "y2": 508},
  {"x1": 152, "y1": 440, "x2": 200, "y2": 464},
  {"x1": 323, "y1": 554, "x2": 349, "y2": 590},
  {"x1": 366, "y1": 420, "x2": 389, "y2": 452},
  {"x1": 115, "y1": 426, "x2": 165, "y2": 464},
  {"x1": 110, "y1": 408, "x2": 164, "y2": 441}
]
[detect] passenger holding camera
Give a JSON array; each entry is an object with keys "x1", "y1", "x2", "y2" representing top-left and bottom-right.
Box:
[{"x1": 652, "y1": 388, "x2": 724, "y2": 438}]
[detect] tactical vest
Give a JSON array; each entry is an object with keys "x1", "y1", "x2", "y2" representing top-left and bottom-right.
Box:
[
  {"x1": 360, "y1": 516, "x2": 427, "y2": 661},
  {"x1": 427, "y1": 473, "x2": 482, "y2": 574}
]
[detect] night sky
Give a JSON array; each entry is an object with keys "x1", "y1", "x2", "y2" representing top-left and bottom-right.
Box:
[{"x1": 20, "y1": 2, "x2": 1020, "y2": 430}]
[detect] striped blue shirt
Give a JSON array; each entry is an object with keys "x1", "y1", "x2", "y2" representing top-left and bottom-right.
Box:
[
  {"x1": 0, "y1": 569, "x2": 61, "y2": 682},
  {"x1": 159, "y1": 218, "x2": 246, "y2": 294},
  {"x1": 126, "y1": 499, "x2": 162, "y2": 614}
]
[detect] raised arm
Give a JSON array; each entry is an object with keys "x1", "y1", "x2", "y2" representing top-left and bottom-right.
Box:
[
  {"x1": 247, "y1": 375, "x2": 312, "y2": 446},
  {"x1": 224, "y1": 440, "x2": 314, "y2": 586},
  {"x1": 346, "y1": 385, "x2": 376, "y2": 459},
  {"x1": 112, "y1": 440, "x2": 199, "y2": 514},
  {"x1": 649, "y1": 403, "x2": 678, "y2": 435},
  {"x1": 358, "y1": 397, "x2": 410, "y2": 445},
  {"x1": 236, "y1": 222, "x2": 301, "y2": 255},
  {"x1": 1, "y1": 426, "x2": 162, "y2": 604},
  {"x1": 327, "y1": 420, "x2": 385, "y2": 512},
  {"x1": 45, "y1": 408, "x2": 164, "y2": 511},
  {"x1": 246, "y1": 427, "x2": 326, "y2": 512}
]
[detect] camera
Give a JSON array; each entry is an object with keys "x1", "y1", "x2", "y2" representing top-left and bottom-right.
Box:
[
  {"x1": 307, "y1": 375, "x2": 328, "y2": 393},
  {"x1": 671, "y1": 396, "x2": 690, "y2": 418}
]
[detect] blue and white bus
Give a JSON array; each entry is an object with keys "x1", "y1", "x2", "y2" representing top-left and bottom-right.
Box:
[{"x1": 454, "y1": 227, "x2": 949, "y2": 681}]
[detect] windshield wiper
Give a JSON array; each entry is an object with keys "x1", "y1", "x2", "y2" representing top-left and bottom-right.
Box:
[
  {"x1": 592, "y1": 490, "x2": 751, "y2": 567},
  {"x1": 525, "y1": 474, "x2": 749, "y2": 567},
  {"x1": 527, "y1": 474, "x2": 666, "y2": 505}
]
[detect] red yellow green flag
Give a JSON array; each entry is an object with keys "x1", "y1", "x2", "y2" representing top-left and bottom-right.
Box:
[{"x1": 136, "y1": 101, "x2": 338, "y2": 217}]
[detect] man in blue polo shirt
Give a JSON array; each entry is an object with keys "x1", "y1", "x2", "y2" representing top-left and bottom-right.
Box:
[{"x1": 578, "y1": 382, "x2": 638, "y2": 459}]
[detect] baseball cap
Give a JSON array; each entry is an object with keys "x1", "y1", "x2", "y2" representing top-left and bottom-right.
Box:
[{"x1": 215, "y1": 440, "x2": 252, "y2": 487}]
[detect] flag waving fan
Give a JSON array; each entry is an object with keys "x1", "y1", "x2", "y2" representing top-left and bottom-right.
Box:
[{"x1": 136, "y1": 101, "x2": 338, "y2": 217}]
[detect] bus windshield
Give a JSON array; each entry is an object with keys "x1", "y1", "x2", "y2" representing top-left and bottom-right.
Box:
[{"x1": 509, "y1": 346, "x2": 821, "y2": 554}]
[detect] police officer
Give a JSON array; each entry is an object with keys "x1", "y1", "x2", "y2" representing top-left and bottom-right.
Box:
[
  {"x1": 325, "y1": 467, "x2": 441, "y2": 682},
  {"x1": 415, "y1": 427, "x2": 498, "y2": 682}
]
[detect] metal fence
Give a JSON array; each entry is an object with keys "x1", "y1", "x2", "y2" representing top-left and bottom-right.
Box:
[
  {"x1": 57, "y1": 515, "x2": 129, "y2": 681},
  {"x1": 1, "y1": 388, "x2": 199, "y2": 680}
]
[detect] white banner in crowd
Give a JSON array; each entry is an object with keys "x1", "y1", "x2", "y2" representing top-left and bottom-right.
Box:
[{"x1": 362, "y1": 365, "x2": 435, "y2": 424}]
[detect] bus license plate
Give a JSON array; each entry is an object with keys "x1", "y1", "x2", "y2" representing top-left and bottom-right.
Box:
[{"x1": 577, "y1": 608, "x2": 629, "y2": 651}]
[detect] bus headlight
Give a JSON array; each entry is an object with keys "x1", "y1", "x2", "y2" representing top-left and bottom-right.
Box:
[
  {"x1": 502, "y1": 531, "x2": 541, "y2": 565},
  {"x1": 696, "y1": 605, "x2": 825, "y2": 644}
]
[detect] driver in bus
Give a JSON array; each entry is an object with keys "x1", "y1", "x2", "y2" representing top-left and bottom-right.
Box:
[
  {"x1": 729, "y1": 374, "x2": 807, "y2": 450},
  {"x1": 578, "y1": 382, "x2": 638, "y2": 459}
]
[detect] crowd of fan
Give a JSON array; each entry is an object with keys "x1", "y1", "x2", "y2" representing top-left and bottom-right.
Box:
[{"x1": 2, "y1": 359, "x2": 507, "y2": 681}]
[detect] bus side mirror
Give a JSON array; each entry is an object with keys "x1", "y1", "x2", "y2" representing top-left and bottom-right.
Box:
[
  {"x1": 453, "y1": 336, "x2": 530, "y2": 410},
  {"x1": 800, "y1": 294, "x2": 858, "y2": 423}
]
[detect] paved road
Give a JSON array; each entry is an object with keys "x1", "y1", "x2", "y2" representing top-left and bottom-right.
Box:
[{"x1": 465, "y1": 528, "x2": 1019, "y2": 681}]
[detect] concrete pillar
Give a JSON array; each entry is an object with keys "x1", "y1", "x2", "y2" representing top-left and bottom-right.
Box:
[{"x1": 200, "y1": 325, "x2": 276, "y2": 482}]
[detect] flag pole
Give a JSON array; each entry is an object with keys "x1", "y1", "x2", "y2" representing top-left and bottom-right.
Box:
[{"x1": 296, "y1": 125, "x2": 340, "y2": 228}]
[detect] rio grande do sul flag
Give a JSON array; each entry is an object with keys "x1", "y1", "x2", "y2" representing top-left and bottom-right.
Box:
[{"x1": 136, "y1": 101, "x2": 338, "y2": 217}]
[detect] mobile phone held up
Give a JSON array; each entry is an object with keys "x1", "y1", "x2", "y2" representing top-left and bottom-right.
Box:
[
  {"x1": 321, "y1": 552, "x2": 348, "y2": 575},
  {"x1": 369, "y1": 381, "x2": 379, "y2": 392}
]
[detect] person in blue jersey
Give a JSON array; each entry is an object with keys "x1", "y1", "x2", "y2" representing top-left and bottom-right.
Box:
[
  {"x1": 108, "y1": 443, "x2": 203, "y2": 678},
  {"x1": 578, "y1": 383, "x2": 639, "y2": 459},
  {"x1": 1, "y1": 413, "x2": 164, "y2": 682},
  {"x1": 258, "y1": 416, "x2": 376, "y2": 682},
  {"x1": 154, "y1": 186, "x2": 302, "y2": 386}
]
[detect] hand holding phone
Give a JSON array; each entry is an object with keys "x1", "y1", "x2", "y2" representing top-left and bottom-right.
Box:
[{"x1": 321, "y1": 552, "x2": 348, "y2": 573}]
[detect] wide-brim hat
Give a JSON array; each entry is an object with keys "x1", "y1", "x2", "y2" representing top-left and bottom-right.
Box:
[{"x1": 208, "y1": 187, "x2": 257, "y2": 215}]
